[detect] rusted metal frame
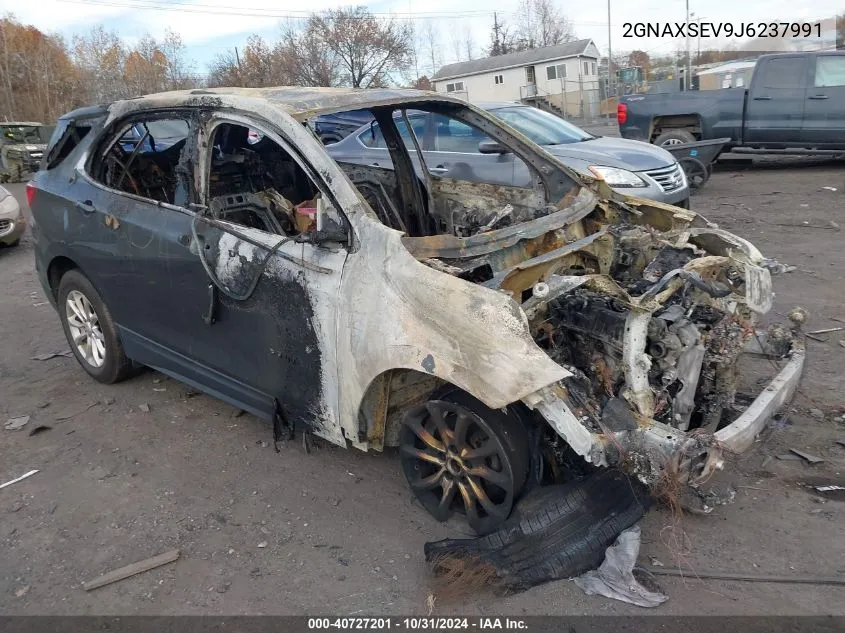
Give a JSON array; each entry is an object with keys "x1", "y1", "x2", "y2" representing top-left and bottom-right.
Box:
[{"x1": 366, "y1": 370, "x2": 394, "y2": 450}]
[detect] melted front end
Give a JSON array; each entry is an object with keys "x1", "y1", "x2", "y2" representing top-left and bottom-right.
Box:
[{"x1": 412, "y1": 194, "x2": 804, "y2": 486}]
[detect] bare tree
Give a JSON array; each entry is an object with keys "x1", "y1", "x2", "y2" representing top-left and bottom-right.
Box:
[
  {"x1": 451, "y1": 22, "x2": 475, "y2": 62},
  {"x1": 421, "y1": 22, "x2": 441, "y2": 77},
  {"x1": 72, "y1": 25, "x2": 128, "y2": 103},
  {"x1": 463, "y1": 25, "x2": 475, "y2": 62},
  {"x1": 207, "y1": 49, "x2": 241, "y2": 87},
  {"x1": 240, "y1": 35, "x2": 274, "y2": 87},
  {"x1": 488, "y1": 14, "x2": 517, "y2": 56},
  {"x1": 274, "y1": 19, "x2": 340, "y2": 87},
  {"x1": 307, "y1": 7, "x2": 413, "y2": 88},
  {"x1": 160, "y1": 30, "x2": 196, "y2": 90},
  {"x1": 514, "y1": 0, "x2": 576, "y2": 50}
]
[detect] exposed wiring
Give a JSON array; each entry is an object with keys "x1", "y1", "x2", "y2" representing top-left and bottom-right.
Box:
[{"x1": 191, "y1": 213, "x2": 292, "y2": 302}]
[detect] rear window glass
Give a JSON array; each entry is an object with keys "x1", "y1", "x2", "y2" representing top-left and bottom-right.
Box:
[
  {"x1": 760, "y1": 57, "x2": 807, "y2": 89},
  {"x1": 44, "y1": 121, "x2": 92, "y2": 170}
]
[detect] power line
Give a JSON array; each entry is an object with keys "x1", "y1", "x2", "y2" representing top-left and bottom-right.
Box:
[{"x1": 58, "y1": 0, "x2": 508, "y2": 19}]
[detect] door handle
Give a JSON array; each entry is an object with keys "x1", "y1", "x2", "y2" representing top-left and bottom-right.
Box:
[
  {"x1": 429, "y1": 165, "x2": 449, "y2": 174},
  {"x1": 752, "y1": 96, "x2": 772, "y2": 100},
  {"x1": 75, "y1": 200, "x2": 96, "y2": 215},
  {"x1": 808, "y1": 94, "x2": 829, "y2": 100}
]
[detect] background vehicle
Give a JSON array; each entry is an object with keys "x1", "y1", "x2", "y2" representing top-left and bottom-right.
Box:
[
  {"x1": 0, "y1": 184, "x2": 24, "y2": 246},
  {"x1": 0, "y1": 122, "x2": 51, "y2": 182},
  {"x1": 618, "y1": 51, "x2": 845, "y2": 149},
  {"x1": 310, "y1": 109, "x2": 373, "y2": 145},
  {"x1": 327, "y1": 103, "x2": 690, "y2": 207}
]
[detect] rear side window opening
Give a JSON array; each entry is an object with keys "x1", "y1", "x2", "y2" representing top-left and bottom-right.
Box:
[
  {"x1": 89, "y1": 116, "x2": 191, "y2": 205},
  {"x1": 44, "y1": 120, "x2": 93, "y2": 170}
]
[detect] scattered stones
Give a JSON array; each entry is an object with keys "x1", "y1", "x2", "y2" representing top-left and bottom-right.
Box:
[
  {"x1": 215, "y1": 581, "x2": 231, "y2": 593},
  {"x1": 809, "y1": 408, "x2": 824, "y2": 420},
  {"x1": 257, "y1": 541, "x2": 268, "y2": 549},
  {"x1": 139, "y1": 404, "x2": 151, "y2": 413}
]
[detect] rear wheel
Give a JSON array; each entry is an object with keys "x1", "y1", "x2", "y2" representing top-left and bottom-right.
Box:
[
  {"x1": 654, "y1": 129, "x2": 696, "y2": 147},
  {"x1": 57, "y1": 269, "x2": 134, "y2": 384},
  {"x1": 400, "y1": 390, "x2": 530, "y2": 535}
]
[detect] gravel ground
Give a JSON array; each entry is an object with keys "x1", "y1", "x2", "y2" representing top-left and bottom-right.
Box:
[{"x1": 1, "y1": 160, "x2": 844, "y2": 616}]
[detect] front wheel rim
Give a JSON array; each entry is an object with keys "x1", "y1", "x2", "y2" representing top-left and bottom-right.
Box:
[
  {"x1": 661, "y1": 138, "x2": 685, "y2": 146},
  {"x1": 400, "y1": 400, "x2": 516, "y2": 533},
  {"x1": 65, "y1": 290, "x2": 106, "y2": 368}
]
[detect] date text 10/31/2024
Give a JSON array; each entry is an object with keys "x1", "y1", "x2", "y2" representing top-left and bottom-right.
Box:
[{"x1": 307, "y1": 618, "x2": 529, "y2": 630}]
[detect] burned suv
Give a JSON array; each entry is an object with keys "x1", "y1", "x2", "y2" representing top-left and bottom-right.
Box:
[{"x1": 28, "y1": 88, "x2": 804, "y2": 534}]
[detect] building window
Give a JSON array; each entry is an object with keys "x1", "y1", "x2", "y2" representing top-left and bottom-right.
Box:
[
  {"x1": 493, "y1": 74, "x2": 504, "y2": 85},
  {"x1": 445, "y1": 81, "x2": 465, "y2": 92},
  {"x1": 591, "y1": 62, "x2": 597, "y2": 75},
  {"x1": 583, "y1": 61, "x2": 589, "y2": 75},
  {"x1": 546, "y1": 63, "x2": 567, "y2": 80}
]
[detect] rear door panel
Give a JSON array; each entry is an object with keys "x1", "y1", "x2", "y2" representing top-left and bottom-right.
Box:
[
  {"x1": 802, "y1": 54, "x2": 845, "y2": 147},
  {"x1": 744, "y1": 55, "x2": 809, "y2": 146}
]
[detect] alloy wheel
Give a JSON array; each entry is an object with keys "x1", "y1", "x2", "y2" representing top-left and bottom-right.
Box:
[
  {"x1": 400, "y1": 400, "x2": 518, "y2": 534},
  {"x1": 65, "y1": 289, "x2": 106, "y2": 368}
]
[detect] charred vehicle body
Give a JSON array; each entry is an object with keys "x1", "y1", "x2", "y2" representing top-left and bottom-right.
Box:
[{"x1": 28, "y1": 88, "x2": 804, "y2": 535}]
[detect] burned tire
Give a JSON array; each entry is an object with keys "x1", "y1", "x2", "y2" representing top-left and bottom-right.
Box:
[
  {"x1": 654, "y1": 129, "x2": 696, "y2": 147},
  {"x1": 400, "y1": 390, "x2": 530, "y2": 535},
  {"x1": 425, "y1": 470, "x2": 649, "y2": 590},
  {"x1": 57, "y1": 269, "x2": 134, "y2": 384}
]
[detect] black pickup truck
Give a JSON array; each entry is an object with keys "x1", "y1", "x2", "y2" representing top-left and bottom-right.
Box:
[{"x1": 618, "y1": 51, "x2": 845, "y2": 150}]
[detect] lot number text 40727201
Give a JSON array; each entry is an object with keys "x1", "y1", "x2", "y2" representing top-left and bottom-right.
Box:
[{"x1": 307, "y1": 617, "x2": 529, "y2": 630}]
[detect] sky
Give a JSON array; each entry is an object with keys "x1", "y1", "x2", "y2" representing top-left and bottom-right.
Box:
[{"x1": 1, "y1": 0, "x2": 840, "y2": 76}]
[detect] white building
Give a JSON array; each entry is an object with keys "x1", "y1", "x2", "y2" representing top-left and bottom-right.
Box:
[{"x1": 431, "y1": 39, "x2": 602, "y2": 118}]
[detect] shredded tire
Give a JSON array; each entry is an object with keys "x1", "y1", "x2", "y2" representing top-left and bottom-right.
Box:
[{"x1": 425, "y1": 470, "x2": 650, "y2": 591}]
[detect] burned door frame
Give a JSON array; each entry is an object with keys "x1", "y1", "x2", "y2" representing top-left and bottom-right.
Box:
[{"x1": 192, "y1": 110, "x2": 351, "y2": 442}]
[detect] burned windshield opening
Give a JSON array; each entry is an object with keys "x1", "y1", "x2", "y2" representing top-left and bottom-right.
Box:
[{"x1": 328, "y1": 101, "x2": 581, "y2": 239}]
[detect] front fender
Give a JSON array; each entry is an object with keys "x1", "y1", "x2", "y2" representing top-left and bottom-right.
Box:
[{"x1": 336, "y1": 216, "x2": 568, "y2": 446}]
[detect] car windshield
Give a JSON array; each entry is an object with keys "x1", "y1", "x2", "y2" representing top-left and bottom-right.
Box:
[
  {"x1": 491, "y1": 107, "x2": 593, "y2": 145},
  {"x1": 1, "y1": 125, "x2": 45, "y2": 143}
]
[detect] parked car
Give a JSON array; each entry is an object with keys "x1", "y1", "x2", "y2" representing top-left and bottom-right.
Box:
[
  {"x1": 0, "y1": 184, "x2": 24, "y2": 246},
  {"x1": 28, "y1": 88, "x2": 802, "y2": 538},
  {"x1": 618, "y1": 51, "x2": 845, "y2": 149},
  {"x1": 311, "y1": 109, "x2": 374, "y2": 145},
  {"x1": 327, "y1": 103, "x2": 690, "y2": 207}
]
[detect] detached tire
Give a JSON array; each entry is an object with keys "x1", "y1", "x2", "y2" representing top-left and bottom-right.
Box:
[
  {"x1": 425, "y1": 470, "x2": 649, "y2": 590},
  {"x1": 654, "y1": 129, "x2": 696, "y2": 147},
  {"x1": 57, "y1": 269, "x2": 134, "y2": 384}
]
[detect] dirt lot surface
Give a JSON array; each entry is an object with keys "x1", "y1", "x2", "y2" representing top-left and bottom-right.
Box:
[{"x1": 2, "y1": 159, "x2": 845, "y2": 616}]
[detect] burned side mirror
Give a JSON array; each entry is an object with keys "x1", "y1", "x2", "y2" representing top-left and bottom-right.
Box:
[{"x1": 478, "y1": 139, "x2": 509, "y2": 155}]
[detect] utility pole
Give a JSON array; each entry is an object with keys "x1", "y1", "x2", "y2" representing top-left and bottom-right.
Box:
[
  {"x1": 685, "y1": 0, "x2": 691, "y2": 90},
  {"x1": 234, "y1": 46, "x2": 242, "y2": 84},
  {"x1": 607, "y1": 0, "x2": 613, "y2": 97},
  {"x1": 493, "y1": 11, "x2": 501, "y2": 55}
]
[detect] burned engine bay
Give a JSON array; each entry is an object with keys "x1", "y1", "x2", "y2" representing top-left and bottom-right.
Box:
[{"x1": 398, "y1": 184, "x2": 800, "y2": 484}]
